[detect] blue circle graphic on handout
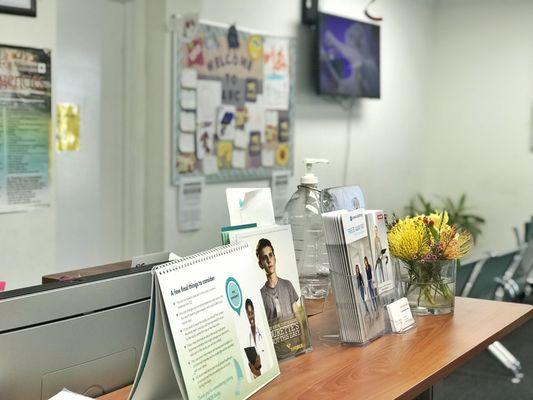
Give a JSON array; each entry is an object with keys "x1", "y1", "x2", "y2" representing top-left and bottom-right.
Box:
[{"x1": 226, "y1": 277, "x2": 242, "y2": 315}]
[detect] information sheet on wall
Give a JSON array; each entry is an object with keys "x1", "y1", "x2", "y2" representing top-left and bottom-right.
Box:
[
  {"x1": 0, "y1": 45, "x2": 51, "y2": 213},
  {"x1": 173, "y1": 18, "x2": 294, "y2": 184}
]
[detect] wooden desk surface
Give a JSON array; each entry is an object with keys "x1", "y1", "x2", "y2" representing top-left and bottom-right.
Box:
[{"x1": 98, "y1": 297, "x2": 532, "y2": 400}]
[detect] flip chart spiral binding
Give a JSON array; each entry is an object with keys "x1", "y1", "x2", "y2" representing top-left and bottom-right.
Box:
[{"x1": 154, "y1": 243, "x2": 250, "y2": 274}]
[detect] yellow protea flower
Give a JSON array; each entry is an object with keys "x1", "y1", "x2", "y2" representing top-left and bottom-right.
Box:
[
  {"x1": 428, "y1": 211, "x2": 449, "y2": 232},
  {"x1": 388, "y1": 217, "x2": 430, "y2": 261}
]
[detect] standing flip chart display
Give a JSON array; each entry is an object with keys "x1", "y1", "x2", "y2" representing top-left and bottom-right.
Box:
[
  {"x1": 172, "y1": 19, "x2": 295, "y2": 185},
  {"x1": 128, "y1": 243, "x2": 280, "y2": 400}
]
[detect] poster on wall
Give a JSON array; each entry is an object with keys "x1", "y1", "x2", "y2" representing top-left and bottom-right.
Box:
[
  {"x1": 172, "y1": 18, "x2": 295, "y2": 185},
  {"x1": 0, "y1": 44, "x2": 51, "y2": 213}
]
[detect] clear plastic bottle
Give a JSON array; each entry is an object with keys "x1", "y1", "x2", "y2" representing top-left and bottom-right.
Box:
[{"x1": 281, "y1": 159, "x2": 330, "y2": 299}]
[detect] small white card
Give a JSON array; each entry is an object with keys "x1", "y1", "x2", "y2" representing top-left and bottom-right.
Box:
[
  {"x1": 202, "y1": 154, "x2": 219, "y2": 175},
  {"x1": 180, "y1": 111, "x2": 196, "y2": 132},
  {"x1": 233, "y1": 128, "x2": 249, "y2": 149},
  {"x1": 386, "y1": 297, "x2": 416, "y2": 333},
  {"x1": 179, "y1": 132, "x2": 195, "y2": 153},
  {"x1": 265, "y1": 110, "x2": 279, "y2": 126},
  {"x1": 181, "y1": 68, "x2": 197, "y2": 88},
  {"x1": 261, "y1": 148, "x2": 275, "y2": 167},
  {"x1": 178, "y1": 176, "x2": 204, "y2": 232},
  {"x1": 180, "y1": 89, "x2": 196, "y2": 110},
  {"x1": 232, "y1": 149, "x2": 246, "y2": 168}
]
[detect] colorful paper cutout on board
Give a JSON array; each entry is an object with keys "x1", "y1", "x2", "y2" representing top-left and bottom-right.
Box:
[
  {"x1": 276, "y1": 144, "x2": 289, "y2": 166},
  {"x1": 263, "y1": 38, "x2": 290, "y2": 110},
  {"x1": 247, "y1": 35, "x2": 263, "y2": 61},
  {"x1": 177, "y1": 152, "x2": 197, "y2": 173},
  {"x1": 278, "y1": 111, "x2": 289, "y2": 142},
  {"x1": 216, "y1": 141, "x2": 233, "y2": 169},
  {"x1": 187, "y1": 38, "x2": 204, "y2": 66},
  {"x1": 196, "y1": 121, "x2": 215, "y2": 160},
  {"x1": 245, "y1": 78, "x2": 259, "y2": 102},
  {"x1": 217, "y1": 105, "x2": 236, "y2": 141},
  {"x1": 234, "y1": 107, "x2": 248, "y2": 129}
]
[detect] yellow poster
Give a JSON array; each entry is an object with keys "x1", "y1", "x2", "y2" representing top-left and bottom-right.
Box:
[{"x1": 56, "y1": 103, "x2": 80, "y2": 152}]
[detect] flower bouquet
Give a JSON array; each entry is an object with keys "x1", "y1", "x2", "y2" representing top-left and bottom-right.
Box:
[{"x1": 387, "y1": 211, "x2": 472, "y2": 315}]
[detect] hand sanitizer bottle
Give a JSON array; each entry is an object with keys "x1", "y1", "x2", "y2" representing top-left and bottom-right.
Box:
[{"x1": 281, "y1": 158, "x2": 330, "y2": 299}]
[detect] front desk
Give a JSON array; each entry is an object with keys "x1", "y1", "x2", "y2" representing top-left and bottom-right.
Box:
[{"x1": 98, "y1": 296, "x2": 532, "y2": 400}]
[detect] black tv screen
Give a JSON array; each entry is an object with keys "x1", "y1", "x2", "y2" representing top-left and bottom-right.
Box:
[{"x1": 317, "y1": 13, "x2": 380, "y2": 98}]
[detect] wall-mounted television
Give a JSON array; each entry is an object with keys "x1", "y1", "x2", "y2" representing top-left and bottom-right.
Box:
[{"x1": 317, "y1": 12, "x2": 380, "y2": 98}]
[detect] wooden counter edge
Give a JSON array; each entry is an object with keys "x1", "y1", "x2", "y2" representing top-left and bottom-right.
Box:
[{"x1": 397, "y1": 301, "x2": 533, "y2": 400}]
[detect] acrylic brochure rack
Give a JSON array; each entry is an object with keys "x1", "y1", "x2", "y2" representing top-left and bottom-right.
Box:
[{"x1": 321, "y1": 206, "x2": 414, "y2": 345}]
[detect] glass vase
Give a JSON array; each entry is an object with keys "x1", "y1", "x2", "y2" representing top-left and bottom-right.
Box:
[{"x1": 398, "y1": 259, "x2": 457, "y2": 315}]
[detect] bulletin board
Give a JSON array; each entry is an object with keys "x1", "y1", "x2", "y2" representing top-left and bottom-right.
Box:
[{"x1": 172, "y1": 20, "x2": 295, "y2": 185}]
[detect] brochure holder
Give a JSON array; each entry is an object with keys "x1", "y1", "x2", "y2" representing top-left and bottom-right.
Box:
[
  {"x1": 329, "y1": 268, "x2": 385, "y2": 345},
  {"x1": 322, "y1": 202, "x2": 412, "y2": 345}
]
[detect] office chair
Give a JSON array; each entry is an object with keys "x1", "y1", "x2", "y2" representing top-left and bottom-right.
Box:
[
  {"x1": 463, "y1": 250, "x2": 524, "y2": 383},
  {"x1": 525, "y1": 218, "x2": 532, "y2": 243},
  {"x1": 455, "y1": 259, "x2": 484, "y2": 296}
]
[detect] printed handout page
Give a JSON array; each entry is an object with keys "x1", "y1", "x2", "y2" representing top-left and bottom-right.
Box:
[
  {"x1": 227, "y1": 225, "x2": 313, "y2": 360},
  {"x1": 178, "y1": 176, "x2": 204, "y2": 232},
  {"x1": 271, "y1": 170, "x2": 290, "y2": 219}
]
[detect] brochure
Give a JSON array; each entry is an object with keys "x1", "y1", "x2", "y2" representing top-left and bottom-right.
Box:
[
  {"x1": 225, "y1": 225, "x2": 312, "y2": 360},
  {"x1": 322, "y1": 209, "x2": 385, "y2": 344},
  {"x1": 129, "y1": 243, "x2": 280, "y2": 400},
  {"x1": 365, "y1": 210, "x2": 395, "y2": 295}
]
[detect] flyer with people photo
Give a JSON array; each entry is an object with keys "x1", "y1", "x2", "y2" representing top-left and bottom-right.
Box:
[{"x1": 227, "y1": 225, "x2": 312, "y2": 360}]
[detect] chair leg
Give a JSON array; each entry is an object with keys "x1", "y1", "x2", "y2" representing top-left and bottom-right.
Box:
[{"x1": 488, "y1": 341, "x2": 524, "y2": 383}]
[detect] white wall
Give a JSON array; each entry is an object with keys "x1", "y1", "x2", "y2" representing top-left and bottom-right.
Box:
[
  {"x1": 55, "y1": 0, "x2": 127, "y2": 271},
  {"x1": 149, "y1": 0, "x2": 434, "y2": 257},
  {"x1": 0, "y1": 0, "x2": 57, "y2": 290},
  {"x1": 425, "y1": 0, "x2": 533, "y2": 258},
  {"x1": 5, "y1": 0, "x2": 531, "y2": 290}
]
